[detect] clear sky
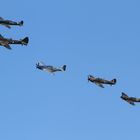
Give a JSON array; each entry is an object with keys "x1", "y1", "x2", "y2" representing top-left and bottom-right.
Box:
[{"x1": 1, "y1": 0, "x2": 140, "y2": 140}]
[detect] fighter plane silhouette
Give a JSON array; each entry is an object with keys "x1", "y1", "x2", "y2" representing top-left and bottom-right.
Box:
[
  {"x1": 121, "y1": 92, "x2": 140, "y2": 106},
  {"x1": 88, "y1": 75, "x2": 116, "y2": 88},
  {"x1": 0, "y1": 34, "x2": 29, "y2": 50},
  {"x1": 36, "y1": 62, "x2": 66, "y2": 74},
  {"x1": 0, "y1": 17, "x2": 23, "y2": 28}
]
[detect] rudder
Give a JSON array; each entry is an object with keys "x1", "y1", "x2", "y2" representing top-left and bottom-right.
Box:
[
  {"x1": 19, "y1": 20, "x2": 24, "y2": 26},
  {"x1": 111, "y1": 79, "x2": 117, "y2": 84},
  {"x1": 62, "y1": 65, "x2": 66, "y2": 71},
  {"x1": 21, "y1": 37, "x2": 29, "y2": 45}
]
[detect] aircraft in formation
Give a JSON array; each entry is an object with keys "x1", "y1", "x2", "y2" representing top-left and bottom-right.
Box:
[
  {"x1": 36, "y1": 62, "x2": 66, "y2": 74},
  {"x1": 121, "y1": 92, "x2": 140, "y2": 106},
  {"x1": 0, "y1": 34, "x2": 29, "y2": 50},
  {"x1": 1, "y1": 17, "x2": 138, "y2": 106},
  {"x1": 88, "y1": 75, "x2": 139, "y2": 106},
  {"x1": 0, "y1": 17, "x2": 28, "y2": 50},
  {"x1": 88, "y1": 75, "x2": 116, "y2": 88},
  {"x1": 0, "y1": 17, "x2": 23, "y2": 28}
]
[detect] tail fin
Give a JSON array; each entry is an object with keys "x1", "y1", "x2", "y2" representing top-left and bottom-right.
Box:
[
  {"x1": 21, "y1": 37, "x2": 29, "y2": 45},
  {"x1": 62, "y1": 65, "x2": 66, "y2": 71},
  {"x1": 111, "y1": 79, "x2": 117, "y2": 84},
  {"x1": 19, "y1": 20, "x2": 24, "y2": 26},
  {"x1": 135, "y1": 98, "x2": 140, "y2": 102}
]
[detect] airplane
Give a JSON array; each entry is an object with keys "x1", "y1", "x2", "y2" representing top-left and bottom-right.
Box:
[
  {"x1": 121, "y1": 92, "x2": 140, "y2": 106},
  {"x1": 36, "y1": 62, "x2": 66, "y2": 74},
  {"x1": 88, "y1": 75, "x2": 116, "y2": 88},
  {"x1": 0, "y1": 34, "x2": 29, "y2": 50},
  {"x1": 0, "y1": 17, "x2": 23, "y2": 28}
]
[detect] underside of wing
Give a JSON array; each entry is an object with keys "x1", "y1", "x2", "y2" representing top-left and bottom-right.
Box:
[
  {"x1": 0, "y1": 23, "x2": 11, "y2": 28},
  {"x1": 127, "y1": 100, "x2": 135, "y2": 106},
  {"x1": 41, "y1": 68, "x2": 55, "y2": 75},
  {"x1": 95, "y1": 82, "x2": 104, "y2": 88},
  {"x1": 3, "y1": 24, "x2": 11, "y2": 29},
  {"x1": 3, "y1": 44, "x2": 12, "y2": 49},
  {"x1": 44, "y1": 67, "x2": 54, "y2": 73},
  {"x1": 2, "y1": 23, "x2": 11, "y2": 29},
  {"x1": 0, "y1": 41, "x2": 11, "y2": 49}
]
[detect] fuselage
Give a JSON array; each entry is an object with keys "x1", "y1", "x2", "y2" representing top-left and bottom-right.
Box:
[
  {"x1": 88, "y1": 76, "x2": 114, "y2": 85},
  {"x1": 0, "y1": 37, "x2": 22, "y2": 45},
  {"x1": 0, "y1": 20, "x2": 19, "y2": 25},
  {"x1": 36, "y1": 64, "x2": 62, "y2": 73}
]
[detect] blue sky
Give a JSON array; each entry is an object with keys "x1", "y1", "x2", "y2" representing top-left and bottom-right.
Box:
[{"x1": 1, "y1": 0, "x2": 140, "y2": 140}]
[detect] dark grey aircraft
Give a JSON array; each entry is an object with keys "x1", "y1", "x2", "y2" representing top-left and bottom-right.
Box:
[
  {"x1": 0, "y1": 17, "x2": 23, "y2": 28},
  {"x1": 0, "y1": 34, "x2": 29, "y2": 50},
  {"x1": 88, "y1": 75, "x2": 116, "y2": 88},
  {"x1": 121, "y1": 92, "x2": 140, "y2": 106},
  {"x1": 36, "y1": 62, "x2": 66, "y2": 74}
]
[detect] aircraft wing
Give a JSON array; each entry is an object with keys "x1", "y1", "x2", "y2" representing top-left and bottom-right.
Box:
[
  {"x1": 95, "y1": 82, "x2": 104, "y2": 88},
  {"x1": 4, "y1": 24, "x2": 11, "y2": 29},
  {"x1": 0, "y1": 17, "x2": 4, "y2": 20},
  {"x1": 127, "y1": 100, "x2": 135, "y2": 106},
  {"x1": 3, "y1": 44, "x2": 12, "y2": 49},
  {"x1": 0, "y1": 40, "x2": 11, "y2": 49},
  {"x1": 0, "y1": 21, "x2": 11, "y2": 28}
]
